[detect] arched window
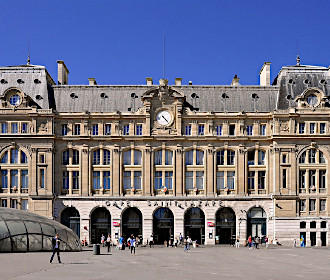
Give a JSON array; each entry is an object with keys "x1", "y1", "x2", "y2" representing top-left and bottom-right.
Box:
[
  {"x1": 0, "y1": 147, "x2": 29, "y2": 196},
  {"x1": 153, "y1": 149, "x2": 174, "y2": 193},
  {"x1": 247, "y1": 149, "x2": 267, "y2": 194},
  {"x1": 298, "y1": 148, "x2": 327, "y2": 195},
  {"x1": 185, "y1": 149, "x2": 205, "y2": 193},
  {"x1": 61, "y1": 148, "x2": 80, "y2": 194},
  {"x1": 123, "y1": 149, "x2": 142, "y2": 193},
  {"x1": 216, "y1": 149, "x2": 236, "y2": 193},
  {"x1": 92, "y1": 149, "x2": 111, "y2": 193}
]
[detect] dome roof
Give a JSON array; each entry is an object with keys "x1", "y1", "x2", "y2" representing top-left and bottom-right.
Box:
[{"x1": 0, "y1": 208, "x2": 81, "y2": 252}]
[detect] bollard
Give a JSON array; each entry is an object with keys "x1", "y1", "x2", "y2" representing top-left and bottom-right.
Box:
[{"x1": 93, "y1": 244, "x2": 100, "y2": 255}]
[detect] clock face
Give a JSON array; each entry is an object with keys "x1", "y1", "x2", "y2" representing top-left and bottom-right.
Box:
[{"x1": 156, "y1": 110, "x2": 173, "y2": 126}]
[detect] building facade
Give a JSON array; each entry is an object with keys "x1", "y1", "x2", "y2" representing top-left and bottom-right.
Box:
[{"x1": 0, "y1": 59, "x2": 329, "y2": 246}]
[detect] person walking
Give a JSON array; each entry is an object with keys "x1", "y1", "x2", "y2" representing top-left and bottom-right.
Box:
[
  {"x1": 50, "y1": 233, "x2": 61, "y2": 264},
  {"x1": 149, "y1": 234, "x2": 154, "y2": 248},
  {"x1": 255, "y1": 236, "x2": 260, "y2": 249},
  {"x1": 129, "y1": 235, "x2": 136, "y2": 255},
  {"x1": 187, "y1": 236, "x2": 192, "y2": 250},
  {"x1": 235, "y1": 237, "x2": 240, "y2": 248},
  {"x1": 101, "y1": 234, "x2": 105, "y2": 247},
  {"x1": 106, "y1": 234, "x2": 112, "y2": 253},
  {"x1": 179, "y1": 233, "x2": 183, "y2": 245},
  {"x1": 248, "y1": 235, "x2": 252, "y2": 249},
  {"x1": 184, "y1": 238, "x2": 188, "y2": 252}
]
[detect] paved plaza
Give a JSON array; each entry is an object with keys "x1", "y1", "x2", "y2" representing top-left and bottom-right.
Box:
[{"x1": 1, "y1": 246, "x2": 330, "y2": 280}]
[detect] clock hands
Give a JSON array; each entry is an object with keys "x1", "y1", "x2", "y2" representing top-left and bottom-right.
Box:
[{"x1": 162, "y1": 115, "x2": 169, "y2": 123}]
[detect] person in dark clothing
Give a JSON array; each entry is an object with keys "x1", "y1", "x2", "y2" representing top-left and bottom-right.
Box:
[{"x1": 50, "y1": 233, "x2": 61, "y2": 263}]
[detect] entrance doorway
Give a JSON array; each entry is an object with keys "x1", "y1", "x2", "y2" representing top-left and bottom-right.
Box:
[
  {"x1": 310, "y1": 232, "x2": 316, "y2": 246},
  {"x1": 122, "y1": 207, "x2": 142, "y2": 239},
  {"x1": 216, "y1": 207, "x2": 236, "y2": 245},
  {"x1": 321, "y1": 232, "x2": 327, "y2": 246},
  {"x1": 60, "y1": 207, "x2": 80, "y2": 238},
  {"x1": 90, "y1": 207, "x2": 111, "y2": 244},
  {"x1": 153, "y1": 207, "x2": 174, "y2": 244},
  {"x1": 184, "y1": 207, "x2": 205, "y2": 244},
  {"x1": 247, "y1": 207, "x2": 266, "y2": 238}
]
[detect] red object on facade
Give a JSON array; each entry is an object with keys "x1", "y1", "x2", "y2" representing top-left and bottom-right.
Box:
[
  {"x1": 84, "y1": 226, "x2": 88, "y2": 230},
  {"x1": 113, "y1": 221, "x2": 120, "y2": 227},
  {"x1": 207, "y1": 222, "x2": 215, "y2": 227}
]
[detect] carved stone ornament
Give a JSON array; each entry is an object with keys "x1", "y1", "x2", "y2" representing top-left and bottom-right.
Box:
[{"x1": 280, "y1": 121, "x2": 289, "y2": 132}]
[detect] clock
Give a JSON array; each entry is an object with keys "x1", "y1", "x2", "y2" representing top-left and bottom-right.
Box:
[{"x1": 156, "y1": 110, "x2": 173, "y2": 126}]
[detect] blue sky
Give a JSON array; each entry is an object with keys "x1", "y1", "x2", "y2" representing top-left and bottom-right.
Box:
[{"x1": 1, "y1": 0, "x2": 329, "y2": 85}]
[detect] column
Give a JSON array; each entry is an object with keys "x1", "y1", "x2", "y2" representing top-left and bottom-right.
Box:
[
  {"x1": 238, "y1": 148, "x2": 246, "y2": 195},
  {"x1": 206, "y1": 146, "x2": 214, "y2": 196},
  {"x1": 175, "y1": 146, "x2": 183, "y2": 196},
  {"x1": 274, "y1": 148, "x2": 280, "y2": 194},
  {"x1": 30, "y1": 148, "x2": 37, "y2": 195},
  {"x1": 112, "y1": 146, "x2": 120, "y2": 196},
  {"x1": 81, "y1": 147, "x2": 89, "y2": 196},
  {"x1": 144, "y1": 146, "x2": 152, "y2": 196}
]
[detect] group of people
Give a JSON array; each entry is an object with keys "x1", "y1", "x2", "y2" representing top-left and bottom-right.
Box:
[
  {"x1": 117, "y1": 234, "x2": 139, "y2": 254},
  {"x1": 100, "y1": 234, "x2": 112, "y2": 252},
  {"x1": 247, "y1": 235, "x2": 268, "y2": 249}
]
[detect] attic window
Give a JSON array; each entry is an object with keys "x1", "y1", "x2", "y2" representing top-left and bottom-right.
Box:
[
  {"x1": 320, "y1": 79, "x2": 327, "y2": 85},
  {"x1": 252, "y1": 93, "x2": 259, "y2": 99},
  {"x1": 221, "y1": 93, "x2": 229, "y2": 99},
  {"x1": 286, "y1": 94, "x2": 293, "y2": 100},
  {"x1": 100, "y1": 93, "x2": 108, "y2": 98},
  {"x1": 288, "y1": 79, "x2": 294, "y2": 84},
  {"x1": 17, "y1": 79, "x2": 24, "y2": 84},
  {"x1": 34, "y1": 79, "x2": 41, "y2": 84},
  {"x1": 70, "y1": 93, "x2": 78, "y2": 99},
  {"x1": 36, "y1": 95, "x2": 43, "y2": 100},
  {"x1": 307, "y1": 94, "x2": 318, "y2": 107},
  {"x1": 0, "y1": 79, "x2": 7, "y2": 84},
  {"x1": 304, "y1": 79, "x2": 310, "y2": 85}
]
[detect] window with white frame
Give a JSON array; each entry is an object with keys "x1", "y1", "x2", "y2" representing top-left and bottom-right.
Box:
[
  {"x1": 154, "y1": 149, "x2": 173, "y2": 192},
  {"x1": 123, "y1": 149, "x2": 142, "y2": 191},
  {"x1": 61, "y1": 148, "x2": 80, "y2": 192},
  {"x1": 185, "y1": 149, "x2": 205, "y2": 191},
  {"x1": 216, "y1": 149, "x2": 235, "y2": 191}
]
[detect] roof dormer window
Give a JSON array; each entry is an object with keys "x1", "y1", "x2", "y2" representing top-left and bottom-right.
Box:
[{"x1": 307, "y1": 94, "x2": 318, "y2": 107}]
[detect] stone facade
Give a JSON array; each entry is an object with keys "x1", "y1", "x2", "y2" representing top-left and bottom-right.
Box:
[{"x1": 0, "y1": 59, "x2": 329, "y2": 246}]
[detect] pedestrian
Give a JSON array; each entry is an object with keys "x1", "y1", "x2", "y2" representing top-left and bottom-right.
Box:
[
  {"x1": 106, "y1": 234, "x2": 112, "y2": 253},
  {"x1": 129, "y1": 235, "x2": 136, "y2": 255},
  {"x1": 179, "y1": 233, "x2": 183, "y2": 245},
  {"x1": 119, "y1": 236, "x2": 124, "y2": 250},
  {"x1": 101, "y1": 234, "x2": 105, "y2": 247},
  {"x1": 293, "y1": 238, "x2": 297, "y2": 248},
  {"x1": 184, "y1": 238, "x2": 188, "y2": 252},
  {"x1": 255, "y1": 236, "x2": 260, "y2": 249},
  {"x1": 149, "y1": 234, "x2": 154, "y2": 248},
  {"x1": 50, "y1": 233, "x2": 61, "y2": 264},
  {"x1": 235, "y1": 237, "x2": 240, "y2": 248},
  {"x1": 248, "y1": 235, "x2": 252, "y2": 249},
  {"x1": 136, "y1": 236, "x2": 140, "y2": 247}
]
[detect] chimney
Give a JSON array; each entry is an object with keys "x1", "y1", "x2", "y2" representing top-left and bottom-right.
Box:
[
  {"x1": 259, "y1": 62, "x2": 271, "y2": 86},
  {"x1": 231, "y1": 74, "x2": 240, "y2": 86},
  {"x1": 57, "y1": 60, "x2": 69, "y2": 85},
  {"x1": 146, "y1": 77, "x2": 153, "y2": 86},
  {"x1": 88, "y1": 78, "x2": 97, "y2": 85},
  {"x1": 188, "y1": 81, "x2": 193, "y2": 85},
  {"x1": 159, "y1": 79, "x2": 168, "y2": 86},
  {"x1": 175, "y1": 78, "x2": 182, "y2": 86}
]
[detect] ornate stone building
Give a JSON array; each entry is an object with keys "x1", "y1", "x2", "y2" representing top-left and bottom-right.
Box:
[{"x1": 0, "y1": 59, "x2": 329, "y2": 246}]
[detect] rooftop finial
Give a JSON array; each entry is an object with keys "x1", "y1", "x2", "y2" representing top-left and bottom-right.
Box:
[
  {"x1": 296, "y1": 55, "x2": 300, "y2": 66},
  {"x1": 27, "y1": 54, "x2": 30, "y2": 65}
]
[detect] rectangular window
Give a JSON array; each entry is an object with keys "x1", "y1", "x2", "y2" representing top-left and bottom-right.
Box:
[
  {"x1": 282, "y1": 154, "x2": 287, "y2": 163},
  {"x1": 104, "y1": 124, "x2": 111, "y2": 135},
  {"x1": 248, "y1": 150, "x2": 255, "y2": 166},
  {"x1": 258, "y1": 151, "x2": 265, "y2": 165},
  {"x1": 74, "y1": 124, "x2": 80, "y2": 135},
  {"x1": 196, "y1": 150, "x2": 204, "y2": 165},
  {"x1": 62, "y1": 171, "x2": 69, "y2": 190},
  {"x1": 248, "y1": 171, "x2": 255, "y2": 189},
  {"x1": 1, "y1": 123, "x2": 8, "y2": 134},
  {"x1": 300, "y1": 199, "x2": 306, "y2": 212},
  {"x1": 309, "y1": 170, "x2": 316, "y2": 189},
  {"x1": 320, "y1": 199, "x2": 326, "y2": 212},
  {"x1": 185, "y1": 125, "x2": 192, "y2": 136},
  {"x1": 103, "y1": 150, "x2": 111, "y2": 165},
  {"x1": 299, "y1": 123, "x2": 305, "y2": 134},
  {"x1": 154, "y1": 171, "x2": 162, "y2": 190},
  {"x1": 309, "y1": 150, "x2": 316, "y2": 163},
  {"x1": 299, "y1": 170, "x2": 306, "y2": 189},
  {"x1": 258, "y1": 171, "x2": 266, "y2": 189},
  {"x1": 165, "y1": 171, "x2": 173, "y2": 189},
  {"x1": 1, "y1": 199, "x2": 7, "y2": 207},
  {"x1": 40, "y1": 169, "x2": 45, "y2": 188},
  {"x1": 185, "y1": 171, "x2": 193, "y2": 190},
  {"x1": 11, "y1": 123, "x2": 18, "y2": 134},
  {"x1": 216, "y1": 171, "x2": 225, "y2": 190},
  {"x1": 282, "y1": 169, "x2": 287, "y2": 188},
  {"x1": 185, "y1": 151, "x2": 193, "y2": 165},
  {"x1": 93, "y1": 171, "x2": 101, "y2": 189},
  {"x1": 123, "y1": 171, "x2": 131, "y2": 189},
  {"x1": 21, "y1": 199, "x2": 28, "y2": 211},
  {"x1": 21, "y1": 170, "x2": 28, "y2": 189},
  {"x1": 136, "y1": 124, "x2": 142, "y2": 136},
  {"x1": 165, "y1": 150, "x2": 173, "y2": 165},
  {"x1": 217, "y1": 151, "x2": 225, "y2": 165},
  {"x1": 227, "y1": 171, "x2": 235, "y2": 189},
  {"x1": 39, "y1": 154, "x2": 45, "y2": 163},
  {"x1": 123, "y1": 151, "x2": 131, "y2": 165},
  {"x1": 10, "y1": 170, "x2": 18, "y2": 188},
  {"x1": 246, "y1": 125, "x2": 253, "y2": 136},
  {"x1": 21, "y1": 123, "x2": 28, "y2": 133},
  {"x1": 134, "y1": 150, "x2": 141, "y2": 165},
  {"x1": 260, "y1": 124, "x2": 266, "y2": 136},
  {"x1": 11, "y1": 199, "x2": 17, "y2": 209},
  {"x1": 72, "y1": 171, "x2": 79, "y2": 189},
  {"x1": 198, "y1": 124, "x2": 204, "y2": 136},
  {"x1": 62, "y1": 124, "x2": 68, "y2": 136},
  {"x1": 123, "y1": 125, "x2": 129, "y2": 135},
  {"x1": 319, "y1": 170, "x2": 326, "y2": 189},
  {"x1": 154, "y1": 151, "x2": 162, "y2": 165},
  {"x1": 72, "y1": 150, "x2": 79, "y2": 165},
  {"x1": 196, "y1": 171, "x2": 204, "y2": 189},
  {"x1": 1, "y1": 170, "x2": 8, "y2": 189},
  {"x1": 310, "y1": 123, "x2": 315, "y2": 134},
  {"x1": 227, "y1": 151, "x2": 235, "y2": 165},
  {"x1": 229, "y1": 124, "x2": 235, "y2": 135},
  {"x1": 216, "y1": 125, "x2": 222, "y2": 136},
  {"x1": 10, "y1": 149, "x2": 18, "y2": 164},
  {"x1": 93, "y1": 150, "x2": 100, "y2": 165},
  {"x1": 320, "y1": 123, "x2": 326, "y2": 134},
  {"x1": 134, "y1": 171, "x2": 141, "y2": 189},
  {"x1": 103, "y1": 171, "x2": 111, "y2": 189},
  {"x1": 309, "y1": 199, "x2": 316, "y2": 211},
  {"x1": 92, "y1": 124, "x2": 98, "y2": 136}
]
